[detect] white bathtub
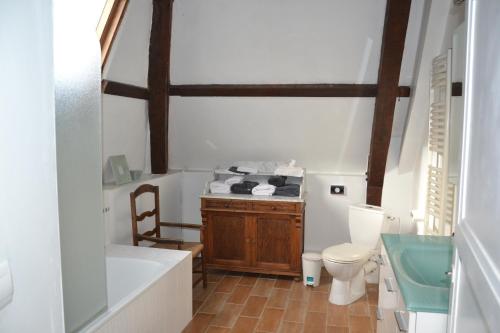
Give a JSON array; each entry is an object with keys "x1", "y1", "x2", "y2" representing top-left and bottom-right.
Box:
[{"x1": 81, "y1": 244, "x2": 192, "y2": 333}]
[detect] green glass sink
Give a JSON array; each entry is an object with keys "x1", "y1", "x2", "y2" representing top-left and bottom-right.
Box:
[
  {"x1": 381, "y1": 234, "x2": 453, "y2": 313},
  {"x1": 399, "y1": 244, "x2": 453, "y2": 288}
]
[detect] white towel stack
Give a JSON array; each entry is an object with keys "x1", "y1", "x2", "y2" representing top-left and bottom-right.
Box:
[
  {"x1": 224, "y1": 176, "x2": 244, "y2": 185},
  {"x1": 274, "y1": 159, "x2": 304, "y2": 177},
  {"x1": 251, "y1": 184, "x2": 276, "y2": 196},
  {"x1": 210, "y1": 181, "x2": 231, "y2": 194}
]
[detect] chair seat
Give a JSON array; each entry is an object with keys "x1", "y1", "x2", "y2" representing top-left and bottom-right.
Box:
[{"x1": 151, "y1": 242, "x2": 204, "y2": 258}]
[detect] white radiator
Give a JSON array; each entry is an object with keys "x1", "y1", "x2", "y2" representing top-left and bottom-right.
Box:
[{"x1": 425, "y1": 50, "x2": 454, "y2": 236}]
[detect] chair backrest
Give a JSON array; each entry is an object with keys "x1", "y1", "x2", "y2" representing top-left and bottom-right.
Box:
[{"x1": 130, "y1": 184, "x2": 160, "y2": 246}]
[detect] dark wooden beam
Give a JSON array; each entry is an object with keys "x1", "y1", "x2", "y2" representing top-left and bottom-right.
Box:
[
  {"x1": 147, "y1": 0, "x2": 173, "y2": 174},
  {"x1": 100, "y1": 81, "x2": 411, "y2": 100},
  {"x1": 452, "y1": 82, "x2": 462, "y2": 97},
  {"x1": 169, "y1": 84, "x2": 411, "y2": 98},
  {"x1": 102, "y1": 80, "x2": 149, "y2": 100},
  {"x1": 366, "y1": 0, "x2": 412, "y2": 205}
]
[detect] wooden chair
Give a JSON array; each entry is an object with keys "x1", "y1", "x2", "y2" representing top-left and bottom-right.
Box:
[{"x1": 130, "y1": 184, "x2": 207, "y2": 288}]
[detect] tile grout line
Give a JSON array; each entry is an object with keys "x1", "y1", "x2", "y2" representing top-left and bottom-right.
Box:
[{"x1": 273, "y1": 281, "x2": 291, "y2": 333}]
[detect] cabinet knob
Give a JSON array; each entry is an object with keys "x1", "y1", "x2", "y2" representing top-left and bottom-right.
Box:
[
  {"x1": 271, "y1": 206, "x2": 277, "y2": 210},
  {"x1": 224, "y1": 203, "x2": 230, "y2": 208}
]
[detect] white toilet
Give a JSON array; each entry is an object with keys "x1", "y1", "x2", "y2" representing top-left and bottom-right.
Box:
[{"x1": 322, "y1": 204, "x2": 386, "y2": 305}]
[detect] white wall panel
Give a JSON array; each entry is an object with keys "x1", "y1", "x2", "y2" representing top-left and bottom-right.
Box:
[
  {"x1": 102, "y1": 95, "x2": 149, "y2": 181},
  {"x1": 0, "y1": 2, "x2": 65, "y2": 331},
  {"x1": 171, "y1": 0, "x2": 385, "y2": 84},
  {"x1": 103, "y1": 0, "x2": 152, "y2": 86},
  {"x1": 451, "y1": 0, "x2": 500, "y2": 331},
  {"x1": 170, "y1": 97, "x2": 375, "y2": 173}
]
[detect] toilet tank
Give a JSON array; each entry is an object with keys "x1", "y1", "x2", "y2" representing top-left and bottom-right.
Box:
[{"x1": 349, "y1": 204, "x2": 386, "y2": 249}]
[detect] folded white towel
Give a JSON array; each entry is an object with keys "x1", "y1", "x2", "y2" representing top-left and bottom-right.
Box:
[
  {"x1": 210, "y1": 181, "x2": 231, "y2": 194},
  {"x1": 237, "y1": 166, "x2": 258, "y2": 174},
  {"x1": 224, "y1": 176, "x2": 244, "y2": 185},
  {"x1": 251, "y1": 184, "x2": 276, "y2": 196},
  {"x1": 274, "y1": 166, "x2": 304, "y2": 178}
]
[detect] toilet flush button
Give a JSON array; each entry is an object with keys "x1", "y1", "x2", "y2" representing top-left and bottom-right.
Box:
[
  {"x1": 330, "y1": 185, "x2": 345, "y2": 195},
  {"x1": 0, "y1": 260, "x2": 13, "y2": 310}
]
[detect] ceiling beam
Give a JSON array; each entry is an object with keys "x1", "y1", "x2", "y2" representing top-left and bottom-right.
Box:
[
  {"x1": 366, "y1": 0, "x2": 412, "y2": 205},
  {"x1": 169, "y1": 84, "x2": 412, "y2": 98},
  {"x1": 100, "y1": 79, "x2": 459, "y2": 101},
  {"x1": 102, "y1": 80, "x2": 149, "y2": 100},
  {"x1": 147, "y1": 0, "x2": 173, "y2": 174}
]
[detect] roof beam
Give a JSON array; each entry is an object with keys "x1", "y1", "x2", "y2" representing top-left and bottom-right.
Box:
[
  {"x1": 147, "y1": 0, "x2": 173, "y2": 174},
  {"x1": 102, "y1": 80, "x2": 149, "y2": 100},
  {"x1": 100, "y1": 80, "x2": 461, "y2": 100},
  {"x1": 366, "y1": 0, "x2": 412, "y2": 205},
  {"x1": 169, "y1": 84, "x2": 412, "y2": 98}
]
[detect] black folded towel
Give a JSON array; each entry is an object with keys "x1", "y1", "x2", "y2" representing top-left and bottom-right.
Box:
[
  {"x1": 268, "y1": 176, "x2": 287, "y2": 187},
  {"x1": 231, "y1": 181, "x2": 259, "y2": 194},
  {"x1": 229, "y1": 166, "x2": 250, "y2": 175},
  {"x1": 273, "y1": 184, "x2": 300, "y2": 197}
]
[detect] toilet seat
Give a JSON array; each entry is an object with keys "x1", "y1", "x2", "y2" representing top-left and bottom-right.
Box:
[{"x1": 322, "y1": 243, "x2": 371, "y2": 264}]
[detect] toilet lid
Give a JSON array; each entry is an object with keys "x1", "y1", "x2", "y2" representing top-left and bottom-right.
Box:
[{"x1": 322, "y1": 243, "x2": 371, "y2": 263}]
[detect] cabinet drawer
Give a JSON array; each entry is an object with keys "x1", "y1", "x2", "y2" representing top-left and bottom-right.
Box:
[
  {"x1": 376, "y1": 307, "x2": 399, "y2": 333},
  {"x1": 252, "y1": 201, "x2": 296, "y2": 213},
  {"x1": 205, "y1": 199, "x2": 248, "y2": 210},
  {"x1": 379, "y1": 257, "x2": 400, "y2": 309}
]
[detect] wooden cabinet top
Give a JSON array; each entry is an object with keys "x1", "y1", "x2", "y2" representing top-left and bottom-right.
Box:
[{"x1": 201, "y1": 197, "x2": 305, "y2": 215}]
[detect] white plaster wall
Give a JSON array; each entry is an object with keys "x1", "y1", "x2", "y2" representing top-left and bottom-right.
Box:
[
  {"x1": 103, "y1": 0, "x2": 152, "y2": 86},
  {"x1": 102, "y1": 95, "x2": 149, "y2": 182},
  {"x1": 170, "y1": 97, "x2": 375, "y2": 173},
  {"x1": 102, "y1": 0, "x2": 153, "y2": 176},
  {"x1": 0, "y1": 1, "x2": 65, "y2": 331},
  {"x1": 304, "y1": 174, "x2": 367, "y2": 252},
  {"x1": 171, "y1": 0, "x2": 386, "y2": 84},
  {"x1": 381, "y1": 137, "x2": 416, "y2": 233}
]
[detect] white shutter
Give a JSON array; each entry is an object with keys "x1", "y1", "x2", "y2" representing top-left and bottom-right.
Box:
[{"x1": 425, "y1": 50, "x2": 453, "y2": 235}]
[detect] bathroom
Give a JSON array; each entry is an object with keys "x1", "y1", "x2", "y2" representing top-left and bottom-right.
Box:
[{"x1": 0, "y1": 0, "x2": 499, "y2": 332}]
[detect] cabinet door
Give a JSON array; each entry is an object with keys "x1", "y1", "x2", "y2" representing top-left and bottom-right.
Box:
[
  {"x1": 205, "y1": 212, "x2": 250, "y2": 267},
  {"x1": 252, "y1": 214, "x2": 298, "y2": 271}
]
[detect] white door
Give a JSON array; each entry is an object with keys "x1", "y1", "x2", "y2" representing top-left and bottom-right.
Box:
[{"x1": 448, "y1": 0, "x2": 500, "y2": 332}]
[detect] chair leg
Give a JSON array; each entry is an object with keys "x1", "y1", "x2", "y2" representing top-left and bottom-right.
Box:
[{"x1": 201, "y1": 250, "x2": 208, "y2": 288}]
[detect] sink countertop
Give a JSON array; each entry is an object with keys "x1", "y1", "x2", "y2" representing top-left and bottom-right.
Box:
[{"x1": 381, "y1": 234, "x2": 453, "y2": 314}]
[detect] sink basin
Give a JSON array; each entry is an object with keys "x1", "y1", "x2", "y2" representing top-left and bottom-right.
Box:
[
  {"x1": 381, "y1": 234, "x2": 454, "y2": 313},
  {"x1": 399, "y1": 244, "x2": 453, "y2": 288}
]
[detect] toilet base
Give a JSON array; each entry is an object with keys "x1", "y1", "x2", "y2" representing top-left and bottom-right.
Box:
[{"x1": 328, "y1": 269, "x2": 366, "y2": 305}]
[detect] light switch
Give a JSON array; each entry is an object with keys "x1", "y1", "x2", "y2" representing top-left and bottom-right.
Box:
[{"x1": 0, "y1": 260, "x2": 13, "y2": 310}]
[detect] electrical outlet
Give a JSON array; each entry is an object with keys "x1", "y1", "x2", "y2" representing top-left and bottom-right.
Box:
[{"x1": 330, "y1": 185, "x2": 345, "y2": 195}]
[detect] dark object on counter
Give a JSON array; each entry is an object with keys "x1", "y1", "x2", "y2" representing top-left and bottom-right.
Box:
[
  {"x1": 229, "y1": 166, "x2": 249, "y2": 175},
  {"x1": 274, "y1": 184, "x2": 300, "y2": 197},
  {"x1": 268, "y1": 176, "x2": 287, "y2": 187},
  {"x1": 231, "y1": 181, "x2": 259, "y2": 194}
]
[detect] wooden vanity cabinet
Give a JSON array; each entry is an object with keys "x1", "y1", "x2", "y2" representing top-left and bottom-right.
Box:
[{"x1": 201, "y1": 198, "x2": 305, "y2": 278}]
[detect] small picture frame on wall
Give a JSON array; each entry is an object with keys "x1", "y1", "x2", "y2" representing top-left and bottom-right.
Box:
[{"x1": 109, "y1": 155, "x2": 132, "y2": 185}]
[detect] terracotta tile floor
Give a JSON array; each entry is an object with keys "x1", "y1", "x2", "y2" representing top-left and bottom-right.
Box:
[{"x1": 184, "y1": 269, "x2": 378, "y2": 333}]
